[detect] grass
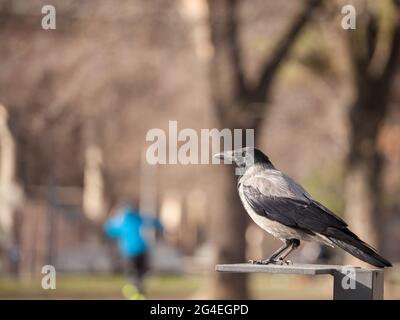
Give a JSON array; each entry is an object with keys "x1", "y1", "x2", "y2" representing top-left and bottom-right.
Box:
[{"x1": 1, "y1": 272, "x2": 399, "y2": 300}]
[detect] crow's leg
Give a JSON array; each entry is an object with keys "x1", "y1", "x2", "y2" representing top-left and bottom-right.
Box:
[
  {"x1": 249, "y1": 239, "x2": 293, "y2": 265},
  {"x1": 276, "y1": 239, "x2": 301, "y2": 264}
]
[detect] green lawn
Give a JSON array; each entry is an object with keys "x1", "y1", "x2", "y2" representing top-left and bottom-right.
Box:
[{"x1": 0, "y1": 272, "x2": 398, "y2": 300}]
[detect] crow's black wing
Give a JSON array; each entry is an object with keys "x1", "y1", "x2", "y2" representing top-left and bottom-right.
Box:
[{"x1": 242, "y1": 185, "x2": 347, "y2": 234}]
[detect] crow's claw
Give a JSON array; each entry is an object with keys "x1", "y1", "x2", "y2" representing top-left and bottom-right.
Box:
[
  {"x1": 249, "y1": 259, "x2": 278, "y2": 265},
  {"x1": 248, "y1": 258, "x2": 293, "y2": 265},
  {"x1": 248, "y1": 259, "x2": 263, "y2": 264},
  {"x1": 267, "y1": 258, "x2": 292, "y2": 266}
]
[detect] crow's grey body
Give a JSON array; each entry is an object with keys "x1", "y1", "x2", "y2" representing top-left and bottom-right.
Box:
[
  {"x1": 214, "y1": 147, "x2": 392, "y2": 268},
  {"x1": 238, "y1": 166, "x2": 326, "y2": 244},
  {"x1": 238, "y1": 164, "x2": 334, "y2": 246}
]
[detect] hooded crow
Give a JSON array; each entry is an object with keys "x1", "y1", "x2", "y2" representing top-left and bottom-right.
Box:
[{"x1": 214, "y1": 147, "x2": 392, "y2": 268}]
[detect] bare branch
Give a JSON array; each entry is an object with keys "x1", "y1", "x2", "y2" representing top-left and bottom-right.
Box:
[
  {"x1": 251, "y1": 0, "x2": 323, "y2": 101},
  {"x1": 208, "y1": 0, "x2": 246, "y2": 99},
  {"x1": 383, "y1": 0, "x2": 400, "y2": 81}
]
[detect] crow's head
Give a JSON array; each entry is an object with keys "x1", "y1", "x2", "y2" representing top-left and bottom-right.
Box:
[{"x1": 213, "y1": 147, "x2": 272, "y2": 168}]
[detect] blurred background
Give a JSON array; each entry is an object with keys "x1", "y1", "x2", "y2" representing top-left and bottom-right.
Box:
[{"x1": 0, "y1": 0, "x2": 399, "y2": 299}]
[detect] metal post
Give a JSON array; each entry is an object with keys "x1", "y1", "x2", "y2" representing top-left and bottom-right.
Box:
[{"x1": 332, "y1": 268, "x2": 384, "y2": 300}]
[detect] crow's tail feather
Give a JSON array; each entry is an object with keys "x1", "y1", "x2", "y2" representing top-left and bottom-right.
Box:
[{"x1": 325, "y1": 228, "x2": 392, "y2": 268}]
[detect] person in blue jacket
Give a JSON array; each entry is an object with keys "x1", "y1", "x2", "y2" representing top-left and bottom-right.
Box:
[{"x1": 104, "y1": 203, "x2": 163, "y2": 293}]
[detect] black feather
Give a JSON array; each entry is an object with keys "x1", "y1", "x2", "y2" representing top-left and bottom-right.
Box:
[
  {"x1": 242, "y1": 185, "x2": 347, "y2": 232},
  {"x1": 325, "y1": 228, "x2": 392, "y2": 267},
  {"x1": 329, "y1": 237, "x2": 392, "y2": 268}
]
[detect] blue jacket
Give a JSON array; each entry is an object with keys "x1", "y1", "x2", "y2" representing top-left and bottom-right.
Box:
[{"x1": 104, "y1": 206, "x2": 163, "y2": 257}]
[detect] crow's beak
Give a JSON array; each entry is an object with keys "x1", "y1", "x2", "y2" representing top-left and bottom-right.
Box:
[
  {"x1": 213, "y1": 152, "x2": 225, "y2": 160},
  {"x1": 213, "y1": 150, "x2": 234, "y2": 161}
]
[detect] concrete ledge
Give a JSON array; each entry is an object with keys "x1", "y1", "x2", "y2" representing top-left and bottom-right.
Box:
[{"x1": 215, "y1": 263, "x2": 362, "y2": 275}]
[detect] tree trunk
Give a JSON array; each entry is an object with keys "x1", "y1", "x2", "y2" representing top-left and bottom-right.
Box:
[
  {"x1": 343, "y1": 0, "x2": 400, "y2": 265},
  {"x1": 206, "y1": 0, "x2": 255, "y2": 299},
  {"x1": 344, "y1": 85, "x2": 386, "y2": 263},
  {"x1": 206, "y1": 0, "x2": 322, "y2": 298},
  {"x1": 209, "y1": 164, "x2": 250, "y2": 299}
]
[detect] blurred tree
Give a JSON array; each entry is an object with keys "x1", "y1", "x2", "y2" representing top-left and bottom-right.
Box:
[
  {"x1": 342, "y1": 0, "x2": 400, "y2": 264},
  {"x1": 206, "y1": 0, "x2": 322, "y2": 298}
]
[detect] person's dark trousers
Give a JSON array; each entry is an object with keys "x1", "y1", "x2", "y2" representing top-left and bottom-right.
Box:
[{"x1": 126, "y1": 252, "x2": 149, "y2": 294}]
